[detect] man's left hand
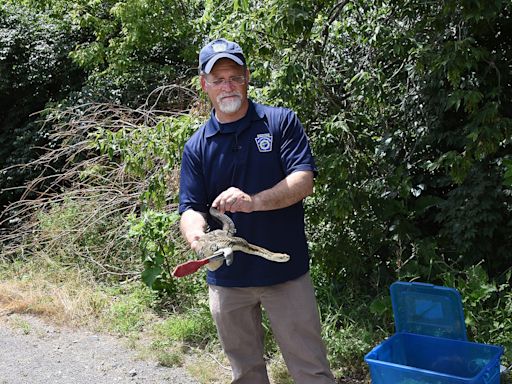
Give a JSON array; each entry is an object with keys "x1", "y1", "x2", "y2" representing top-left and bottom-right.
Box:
[{"x1": 212, "y1": 187, "x2": 255, "y2": 213}]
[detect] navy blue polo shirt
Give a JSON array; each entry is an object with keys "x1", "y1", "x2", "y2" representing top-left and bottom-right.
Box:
[{"x1": 179, "y1": 100, "x2": 317, "y2": 287}]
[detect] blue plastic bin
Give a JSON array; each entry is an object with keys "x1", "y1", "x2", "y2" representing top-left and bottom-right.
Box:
[{"x1": 364, "y1": 282, "x2": 503, "y2": 384}]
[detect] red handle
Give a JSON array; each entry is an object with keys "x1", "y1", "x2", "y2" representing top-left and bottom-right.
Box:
[{"x1": 172, "y1": 258, "x2": 210, "y2": 277}]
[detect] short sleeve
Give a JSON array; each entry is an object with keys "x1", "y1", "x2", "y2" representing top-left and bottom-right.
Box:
[
  {"x1": 178, "y1": 141, "x2": 208, "y2": 214},
  {"x1": 279, "y1": 110, "x2": 317, "y2": 176}
]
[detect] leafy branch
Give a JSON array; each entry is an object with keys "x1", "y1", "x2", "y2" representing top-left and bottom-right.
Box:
[{"x1": 0, "y1": 85, "x2": 202, "y2": 281}]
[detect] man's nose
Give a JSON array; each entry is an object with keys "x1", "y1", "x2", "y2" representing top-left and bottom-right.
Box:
[{"x1": 220, "y1": 79, "x2": 236, "y2": 90}]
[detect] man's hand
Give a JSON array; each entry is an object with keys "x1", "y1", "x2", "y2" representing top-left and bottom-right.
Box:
[
  {"x1": 212, "y1": 171, "x2": 314, "y2": 214},
  {"x1": 190, "y1": 234, "x2": 204, "y2": 252},
  {"x1": 212, "y1": 187, "x2": 257, "y2": 213},
  {"x1": 180, "y1": 209, "x2": 207, "y2": 250}
]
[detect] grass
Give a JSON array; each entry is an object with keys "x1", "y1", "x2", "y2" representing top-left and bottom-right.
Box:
[
  {"x1": 153, "y1": 305, "x2": 217, "y2": 344},
  {"x1": 268, "y1": 355, "x2": 294, "y2": 384},
  {"x1": 0, "y1": 190, "x2": 377, "y2": 383},
  {"x1": 0, "y1": 254, "x2": 375, "y2": 384},
  {"x1": 0, "y1": 256, "x2": 109, "y2": 327},
  {"x1": 0, "y1": 255, "x2": 233, "y2": 383},
  {"x1": 8, "y1": 315, "x2": 32, "y2": 334},
  {"x1": 102, "y1": 284, "x2": 158, "y2": 335},
  {"x1": 322, "y1": 311, "x2": 377, "y2": 379},
  {"x1": 185, "y1": 348, "x2": 232, "y2": 384}
]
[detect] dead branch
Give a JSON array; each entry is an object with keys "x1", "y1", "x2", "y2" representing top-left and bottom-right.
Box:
[{"x1": 0, "y1": 85, "x2": 199, "y2": 279}]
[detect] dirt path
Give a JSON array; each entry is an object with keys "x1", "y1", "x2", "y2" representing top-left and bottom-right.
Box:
[{"x1": 0, "y1": 314, "x2": 200, "y2": 384}]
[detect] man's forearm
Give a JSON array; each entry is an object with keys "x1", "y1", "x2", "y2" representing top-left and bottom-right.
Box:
[{"x1": 252, "y1": 170, "x2": 314, "y2": 212}]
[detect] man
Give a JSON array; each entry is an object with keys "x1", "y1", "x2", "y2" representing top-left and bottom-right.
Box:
[{"x1": 179, "y1": 38, "x2": 335, "y2": 384}]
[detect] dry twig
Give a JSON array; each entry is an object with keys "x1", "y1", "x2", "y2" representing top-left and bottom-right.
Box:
[{"x1": 0, "y1": 85, "x2": 200, "y2": 278}]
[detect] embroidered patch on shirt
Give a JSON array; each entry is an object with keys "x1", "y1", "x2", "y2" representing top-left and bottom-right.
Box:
[{"x1": 255, "y1": 133, "x2": 273, "y2": 153}]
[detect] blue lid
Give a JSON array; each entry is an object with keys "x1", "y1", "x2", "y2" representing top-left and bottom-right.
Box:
[{"x1": 390, "y1": 281, "x2": 467, "y2": 340}]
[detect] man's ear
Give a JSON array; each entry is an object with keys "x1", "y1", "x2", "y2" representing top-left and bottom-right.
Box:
[
  {"x1": 200, "y1": 75, "x2": 207, "y2": 92},
  {"x1": 245, "y1": 67, "x2": 250, "y2": 83}
]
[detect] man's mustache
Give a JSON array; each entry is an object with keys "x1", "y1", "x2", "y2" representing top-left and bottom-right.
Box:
[{"x1": 217, "y1": 92, "x2": 242, "y2": 102}]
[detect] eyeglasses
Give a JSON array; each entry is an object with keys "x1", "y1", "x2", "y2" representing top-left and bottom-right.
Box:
[{"x1": 204, "y1": 75, "x2": 246, "y2": 88}]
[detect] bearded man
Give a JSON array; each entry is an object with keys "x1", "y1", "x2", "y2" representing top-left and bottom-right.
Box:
[{"x1": 178, "y1": 38, "x2": 335, "y2": 384}]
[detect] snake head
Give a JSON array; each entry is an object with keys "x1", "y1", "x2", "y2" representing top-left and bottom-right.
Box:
[
  {"x1": 209, "y1": 243, "x2": 219, "y2": 253},
  {"x1": 195, "y1": 237, "x2": 220, "y2": 258}
]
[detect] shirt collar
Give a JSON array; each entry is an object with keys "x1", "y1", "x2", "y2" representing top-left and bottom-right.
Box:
[{"x1": 205, "y1": 99, "x2": 264, "y2": 138}]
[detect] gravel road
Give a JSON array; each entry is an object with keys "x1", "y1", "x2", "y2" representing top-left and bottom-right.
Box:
[{"x1": 0, "y1": 314, "x2": 200, "y2": 384}]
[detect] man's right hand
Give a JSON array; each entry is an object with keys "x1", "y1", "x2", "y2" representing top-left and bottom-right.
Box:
[
  {"x1": 191, "y1": 237, "x2": 202, "y2": 252},
  {"x1": 180, "y1": 209, "x2": 207, "y2": 250}
]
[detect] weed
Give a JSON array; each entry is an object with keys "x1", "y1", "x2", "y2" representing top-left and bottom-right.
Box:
[
  {"x1": 442, "y1": 265, "x2": 512, "y2": 363},
  {"x1": 103, "y1": 284, "x2": 157, "y2": 335},
  {"x1": 184, "y1": 347, "x2": 231, "y2": 384},
  {"x1": 9, "y1": 315, "x2": 32, "y2": 335},
  {"x1": 157, "y1": 349, "x2": 185, "y2": 367},
  {"x1": 30, "y1": 197, "x2": 140, "y2": 282},
  {"x1": 322, "y1": 312, "x2": 374, "y2": 378},
  {"x1": 153, "y1": 305, "x2": 217, "y2": 345},
  {"x1": 268, "y1": 354, "x2": 293, "y2": 384},
  {"x1": 502, "y1": 367, "x2": 512, "y2": 384},
  {"x1": 147, "y1": 339, "x2": 186, "y2": 367}
]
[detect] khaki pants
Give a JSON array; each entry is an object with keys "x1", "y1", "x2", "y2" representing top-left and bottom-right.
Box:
[{"x1": 208, "y1": 273, "x2": 335, "y2": 384}]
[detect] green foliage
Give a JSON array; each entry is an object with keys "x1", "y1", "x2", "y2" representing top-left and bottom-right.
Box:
[
  {"x1": 323, "y1": 314, "x2": 374, "y2": 375},
  {"x1": 4, "y1": 0, "x2": 512, "y2": 374},
  {"x1": 33, "y1": 197, "x2": 138, "y2": 276},
  {"x1": 442, "y1": 265, "x2": 512, "y2": 361},
  {"x1": 65, "y1": 0, "x2": 200, "y2": 105},
  {"x1": 153, "y1": 304, "x2": 216, "y2": 345},
  {"x1": 127, "y1": 210, "x2": 180, "y2": 293},
  {"x1": 298, "y1": 0, "x2": 512, "y2": 303},
  {"x1": 92, "y1": 113, "x2": 202, "y2": 295},
  {"x1": 0, "y1": 2, "x2": 85, "y2": 208},
  {"x1": 105, "y1": 284, "x2": 157, "y2": 335},
  {"x1": 125, "y1": 205, "x2": 207, "y2": 308},
  {"x1": 94, "y1": 114, "x2": 201, "y2": 208},
  {"x1": 95, "y1": 114, "x2": 204, "y2": 295}
]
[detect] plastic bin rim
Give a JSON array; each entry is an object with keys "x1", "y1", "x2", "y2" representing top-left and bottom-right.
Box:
[{"x1": 384, "y1": 331, "x2": 505, "y2": 346}]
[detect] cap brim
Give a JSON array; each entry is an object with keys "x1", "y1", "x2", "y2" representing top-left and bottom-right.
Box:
[{"x1": 203, "y1": 53, "x2": 244, "y2": 74}]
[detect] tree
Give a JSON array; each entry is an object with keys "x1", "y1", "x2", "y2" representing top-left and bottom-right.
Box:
[
  {"x1": 194, "y1": 0, "x2": 512, "y2": 292},
  {"x1": 0, "y1": 2, "x2": 85, "y2": 209}
]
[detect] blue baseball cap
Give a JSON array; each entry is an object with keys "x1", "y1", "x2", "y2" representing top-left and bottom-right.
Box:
[{"x1": 199, "y1": 38, "x2": 246, "y2": 74}]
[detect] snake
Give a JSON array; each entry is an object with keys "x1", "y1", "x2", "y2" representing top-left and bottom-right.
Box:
[{"x1": 195, "y1": 207, "x2": 290, "y2": 271}]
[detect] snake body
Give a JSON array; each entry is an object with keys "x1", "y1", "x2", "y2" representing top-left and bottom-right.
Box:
[{"x1": 195, "y1": 207, "x2": 290, "y2": 271}]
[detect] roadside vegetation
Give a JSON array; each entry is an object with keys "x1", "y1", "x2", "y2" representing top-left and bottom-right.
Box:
[{"x1": 1, "y1": 1, "x2": 511, "y2": 383}]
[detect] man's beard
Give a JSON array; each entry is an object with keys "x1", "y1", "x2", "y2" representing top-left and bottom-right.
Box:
[{"x1": 217, "y1": 92, "x2": 242, "y2": 114}]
